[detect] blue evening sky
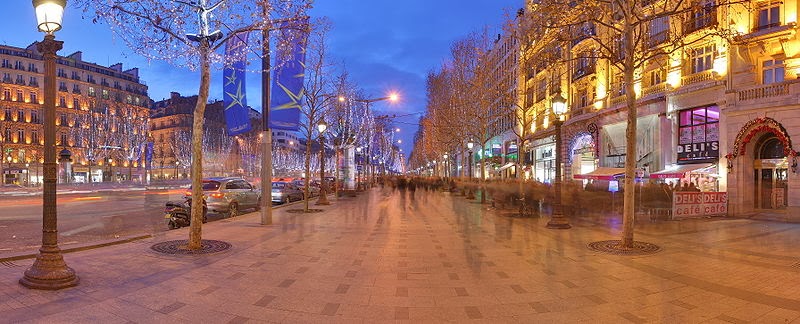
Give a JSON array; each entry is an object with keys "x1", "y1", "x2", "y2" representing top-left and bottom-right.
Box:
[{"x1": 1, "y1": 1, "x2": 520, "y2": 155}]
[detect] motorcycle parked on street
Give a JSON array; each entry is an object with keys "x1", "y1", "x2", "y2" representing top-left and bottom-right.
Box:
[{"x1": 165, "y1": 197, "x2": 208, "y2": 230}]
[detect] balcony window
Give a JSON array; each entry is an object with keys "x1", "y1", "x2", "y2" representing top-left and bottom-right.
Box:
[
  {"x1": 648, "y1": 16, "x2": 669, "y2": 47},
  {"x1": 648, "y1": 68, "x2": 666, "y2": 87},
  {"x1": 17, "y1": 110, "x2": 24, "y2": 122},
  {"x1": 762, "y1": 59, "x2": 784, "y2": 84},
  {"x1": 31, "y1": 110, "x2": 40, "y2": 123},
  {"x1": 688, "y1": 44, "x2": 715, "y2": 74},
  {"x1": 756, "y1": 2, "x2": 781, "y2": 31},
  {"x1": 29, "y1": 91, "x2": 37, "y2": 103},
  {"x1": 31, "y1": 130, "x2": 39, "y2": 144},
  {"x1": 3, "y1": 89, "x2": 10, "y2": 101},
  {"x1": 16, "y1": 90, "x2": 23, "y2": 102},
  {"x1": 17, "y1": 129, "x2": 24, "y2": 142},
  {"x1": 4, "y1": 108, "x2": 11, "y2": 120},
  {"x1": 684, "y1": 0, "x2": 716, "y2": 34}
]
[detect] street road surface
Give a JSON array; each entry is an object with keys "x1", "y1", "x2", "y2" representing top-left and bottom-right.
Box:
[{"x1": 0, "y1": 189, "x2": 239, "y2": 257}]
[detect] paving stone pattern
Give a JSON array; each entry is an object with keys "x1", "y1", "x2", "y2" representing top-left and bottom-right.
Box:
[{"x1": 1, "y1": 188, "x2": 800, "y2": 323}]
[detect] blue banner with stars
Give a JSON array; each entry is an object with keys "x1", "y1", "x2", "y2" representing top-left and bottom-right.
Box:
[
  {"x1": 223, "y1": 32, "x2": 252, "y2": 136},
  {"x1": 269, "y1": 18, "x2": 309, "y2": 131}
]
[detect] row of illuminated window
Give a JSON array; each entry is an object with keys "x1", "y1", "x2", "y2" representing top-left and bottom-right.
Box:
[
  {"x1": 0, "y1": 58, "x2": 146, "y2": 96},
  {"x1": 2, "y1": 86, "x2": 146, "y2": 109}
]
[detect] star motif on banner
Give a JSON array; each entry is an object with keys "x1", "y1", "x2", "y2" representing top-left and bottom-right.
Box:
[
  {"x1": 225, "y1": 82, "x2": 246, "y2": 111},
  {"x1": 224, "y1": 73, "x2": 237, "y2": 87}
]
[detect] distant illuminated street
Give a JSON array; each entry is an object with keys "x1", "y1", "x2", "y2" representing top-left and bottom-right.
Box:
[{"x1": 0, "y1": 188, "x2": 231, "y2": 256}]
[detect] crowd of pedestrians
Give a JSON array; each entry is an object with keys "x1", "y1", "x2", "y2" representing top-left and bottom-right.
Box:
[{"x1": 373, "y1": 175, "x2": 700, "y2": 217}]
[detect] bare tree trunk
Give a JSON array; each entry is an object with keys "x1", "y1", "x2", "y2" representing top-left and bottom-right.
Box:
[
  {"x1": 188, "y1": 41, "x2": 211, "y2": 250},
  {"x1": 303, "y1": 140, "x2": 311, "y2": 212},
  {"x1": 620, "y1": 24, "x2": 637, "y2": 249}
]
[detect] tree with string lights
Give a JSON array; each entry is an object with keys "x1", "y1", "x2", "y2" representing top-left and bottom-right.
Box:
[{"x1": 77, "y1": 0, "x2": 311, "y2": 249}]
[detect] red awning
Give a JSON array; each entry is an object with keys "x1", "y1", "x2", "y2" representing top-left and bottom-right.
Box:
[
  {"x1": 573, "y1": 167, "x2": 626, "y2": 180},
  {"x1": 649, "y1": 163, "x2": 713, "y2": 179}
]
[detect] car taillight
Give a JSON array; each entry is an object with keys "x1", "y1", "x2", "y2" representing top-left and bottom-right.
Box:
[
  {"x1": 185, "y1": 191, "x2": 192, "y2": 197},
  {"x1": 210, "y1": 193, "x2": 224, "y2": 199}
]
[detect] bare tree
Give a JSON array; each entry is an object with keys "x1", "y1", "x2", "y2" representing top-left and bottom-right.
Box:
[
  {"x1": 326, "y1": 71, "x2": 370, "y2": 193},
  {"x1": 297, "y1": 18, "x2": 335, "y2": 211},
  {"x1": 72, "y1": 97, "x2": 120, "y2": 182},
  {"x1": 78, "y1": 0, "x2": 311, "y2": 249},
  {"x1": 117, "y1": 106, "x2": 149, "y2": 183}
]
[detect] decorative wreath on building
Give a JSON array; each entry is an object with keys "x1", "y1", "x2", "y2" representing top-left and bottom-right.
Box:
[{"x1": 727, "y1": 116, "x2": 797, "y2": 160}]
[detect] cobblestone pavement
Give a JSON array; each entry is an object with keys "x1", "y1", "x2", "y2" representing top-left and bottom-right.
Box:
[{"x1": 1, "y1": 188, "x2": 799, "y2": 323}]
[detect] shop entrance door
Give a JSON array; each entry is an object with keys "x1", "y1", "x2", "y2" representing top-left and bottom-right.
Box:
[{"x1": 753, "y1": 136, "x2": 788, "y2": 210}]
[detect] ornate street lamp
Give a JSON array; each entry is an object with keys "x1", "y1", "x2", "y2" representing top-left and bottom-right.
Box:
[
  {"x1": 546, "y1": 91, "x2": 571, "y2": 229},
  {"x1": 107, "y1": 157, "x2": 114, "y2": 182},
  {"x1": 21, "y1": 0, "x2": 78, "y2": 290},
  {"x1": 467, "y1": 140, "x2": 474, "y2": 179},
  {"x1": 174, "y1": 160, "x2": 179, "y2": 179},
  {"x1": 443, "y1": 153, "x2": 449, "y2": 179},
  {"x1": 316, "y1": 120, "x2": 330, "y2": 205}
]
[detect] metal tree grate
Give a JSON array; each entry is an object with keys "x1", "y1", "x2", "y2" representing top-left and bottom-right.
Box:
[
  {"x1": 587, "y1": 240, "x2": 661, "y2": 256},
  {"x1": 151, "y1": 240, "x2": 231, "y2": 255}
]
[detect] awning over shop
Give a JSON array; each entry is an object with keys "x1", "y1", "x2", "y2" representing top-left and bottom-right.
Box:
[
  {"x1": 649, "y1": 163, "x2": 713, "y2": 179},
  {"x1": 496, "y1": 162, "x2": 515, "y2": 172},
  {"x1": 573, "y1": 167, "x2": 625, "y2": 180}
]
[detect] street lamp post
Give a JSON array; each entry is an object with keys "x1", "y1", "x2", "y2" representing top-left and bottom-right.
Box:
[
  {"x1": 21, "y1": 0, "x2": 78, "y2": 290},
  {"x1": 107, "y1": 158, "x2": 113, "y2": 182},
  {"x1": 467, "y1": 140, "x2": 474, "y2": 179},
  {"x1": 546, "y1": 91, "x2": 571, "y2": 229},
  {"x1": 355, "y1": 146, "x2": 362, "y2": 191},
  {"x1": 443, "y1": 153, "x2": 449, "y2": 179},
  {"x1": 6, "y1": 156, "x2": 11, "y2": 184},
  {"x1": 25, "y1": 163, "x2": 30, "y2": 186},
  {"x1": 316, "y1": 120, "x2": 330, "y2": 205},
  {"x1": 174, "y1": 161, "x2": 179, "y2": 179}
]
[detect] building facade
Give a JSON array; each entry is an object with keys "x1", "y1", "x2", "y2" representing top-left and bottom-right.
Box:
[
  {"x1": 0, "y1": 42, "x2": 150, "y2": 184},
  {"x1": 518, "y1": 0, "x2": 800, "y2": 220}
]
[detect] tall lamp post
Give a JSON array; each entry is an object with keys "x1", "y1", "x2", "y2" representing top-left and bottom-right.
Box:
[
  {"x1": 467, "y1": 140, "x2": 474, "y2": 179},
  {"x1": 546, "y1": 91, "x2": 571, "y2": 229},
  {"x1": 174, "y1": 161, "x2": 179, "y2": 179},
  {"x1": 443, "y1": 153, "x2": 449, "y2": 179},
  {"x1": 107, "y1": 158, "x2": 113, "y2": 182},
  {"x1": 355, "y1": 146, "x2": 362, "y2": 190},
  {"x1": 316, "y1": 120, "x2": 329, "y2": 205},
  {"x1": 21, "y1": 0, "x2": 78, "y2": 289}
]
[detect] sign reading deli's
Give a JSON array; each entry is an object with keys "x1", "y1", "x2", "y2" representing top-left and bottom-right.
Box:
[{"x1": 677, "y1": 141, "x2": 719, "y2": 162}]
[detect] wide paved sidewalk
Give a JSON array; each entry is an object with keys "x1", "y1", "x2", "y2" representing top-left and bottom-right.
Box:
[{"x1": 1, "y1": 187, "x2": 800, "y2": 323}]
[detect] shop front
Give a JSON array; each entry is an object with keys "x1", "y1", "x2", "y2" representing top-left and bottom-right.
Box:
[
  {"x1": 530, "y1": 136, "x2": 555, "y2": 183},
  {"x1": 568, "y1": 131, "x2": 597, "y2": 180},
  {"x1": 650, "y1": 105, "x2": 726, "y2": 218},
  {"x1": 726, "y1": 116, "x2": 796, "y2": 217}
]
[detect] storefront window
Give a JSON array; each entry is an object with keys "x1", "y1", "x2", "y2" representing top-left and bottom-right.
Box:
[{"x1": 677, "y1": 105, "x2": 719, "y2": 163}]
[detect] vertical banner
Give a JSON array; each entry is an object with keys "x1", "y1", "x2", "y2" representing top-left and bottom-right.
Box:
[
  {"x1": 145, "y1": 142, "x2": 153, "y2": 167},
  {"x1": 269, "y1": 18, "x2": 309, "y2": 131},
  {"x1": 223, "y1": 32, "x2": 252, "y2": 136}
]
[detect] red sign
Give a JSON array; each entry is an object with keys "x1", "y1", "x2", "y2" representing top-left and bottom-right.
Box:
[{"x1": 673, "y1": 192, "x2": 727, "y2": 218}]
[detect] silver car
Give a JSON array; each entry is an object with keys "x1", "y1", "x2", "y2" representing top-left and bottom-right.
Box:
[
  {"x1": 271, "y1": 181, "x2": 305, "y2": 204},
  {"x1": 187, "y1": 177, "x2": 261, "y2": 217}
]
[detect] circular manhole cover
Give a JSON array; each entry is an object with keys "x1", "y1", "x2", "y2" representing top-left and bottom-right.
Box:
[
  {"x1": 286, "y1": 209, "x2": 324, "y2": 214},
  {"x1": 587, "y1": 240, "x2": 661, "y2": 256},
  {"x1": 150, "y1": 239, "x2": 231, "y2": 255}
]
